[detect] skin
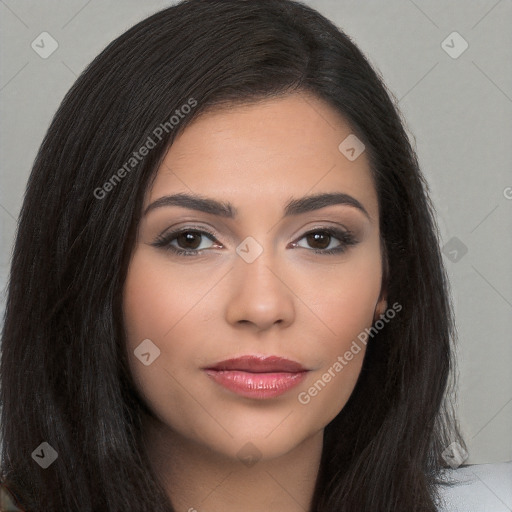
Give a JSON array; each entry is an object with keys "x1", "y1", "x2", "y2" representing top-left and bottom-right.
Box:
[{"x1": 123, "y1": 92, "x2": 387, "y2": 512}]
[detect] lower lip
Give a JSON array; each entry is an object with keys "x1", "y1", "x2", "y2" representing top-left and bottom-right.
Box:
[{"x1": 204, "y1": 369, "x2": 308, "y2": 399}]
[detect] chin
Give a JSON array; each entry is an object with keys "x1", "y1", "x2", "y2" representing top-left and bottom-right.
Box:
[{"x1": 170, "y1": 405, "x2": 324, "y2": 464}]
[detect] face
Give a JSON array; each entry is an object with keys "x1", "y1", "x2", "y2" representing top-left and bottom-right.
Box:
[{"x1": 122, "y1": 92, "x2": 386, "y2": 462}]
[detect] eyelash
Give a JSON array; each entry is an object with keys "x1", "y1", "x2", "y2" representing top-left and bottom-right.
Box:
[{"x1": 151, "y1": 226, "x2": 358, "y2": 257}]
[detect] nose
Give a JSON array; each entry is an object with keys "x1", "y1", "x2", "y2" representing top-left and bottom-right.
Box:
[{"x1": 224, "y1": 249, "x2": 295, "y2": 331}]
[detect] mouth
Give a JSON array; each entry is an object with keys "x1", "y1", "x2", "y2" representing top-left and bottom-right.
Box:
[{"x1": 203, "y1": 355, "x2": 309, "y2": 399}]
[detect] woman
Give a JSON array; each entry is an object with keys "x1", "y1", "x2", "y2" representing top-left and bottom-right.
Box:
[{"x1": 0, "y1": 0, "x2": 465, "y2": 510}]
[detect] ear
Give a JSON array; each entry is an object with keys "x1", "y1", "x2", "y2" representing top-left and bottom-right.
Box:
[
  {"x1": 373, "y1": 295, "x2": 388, "y2": 321},
  {"x1": 373, "y1": 240, "x2": 389, "y2": 321}
]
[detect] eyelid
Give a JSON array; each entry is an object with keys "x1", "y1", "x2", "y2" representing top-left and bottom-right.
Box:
[
  {"x1": 160, "y1": 224, "x2": 219, "y2": 240},
  {"x1": 149, "y1": 225, "x2": 223, "y2": 257},
  {"x1": 291, "y1": 225, "x2": 357, "y2": 249},
  {"x1": 295, "y1": 223, "x2": 352, "y2": 238}
]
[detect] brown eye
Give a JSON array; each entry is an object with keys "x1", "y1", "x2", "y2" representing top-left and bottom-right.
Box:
[
  {"x1": 306, "y1": 232, "x2": 332, "y2": 250},
  {"x1": 295, "y1": 228, "x2": 358, "y2": 254},
  {"x1": 175, "y1": 231, "x2": 203, "y2": 250},
  {"x1": 151, "y1": 228, "x2": 219, "y2": 255}
]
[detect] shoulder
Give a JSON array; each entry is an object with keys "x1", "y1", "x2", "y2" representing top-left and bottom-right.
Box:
[{"x1": 437, "y1": 461, "x2": 512, "y2": 512}]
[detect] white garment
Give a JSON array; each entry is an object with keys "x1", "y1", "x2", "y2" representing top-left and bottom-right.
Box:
[{"x1": 438, "y1": 461, "x2": 512, "y2": 512}]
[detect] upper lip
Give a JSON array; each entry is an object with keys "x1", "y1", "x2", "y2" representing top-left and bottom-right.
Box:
[{"x1": 205, "y1": 355, "x2": 307, "y2": 373}]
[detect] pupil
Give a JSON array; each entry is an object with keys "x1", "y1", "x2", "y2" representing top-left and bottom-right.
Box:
[
  {"x1": 308, "y1": 232, "x2": 330, "y2": 249},
  {"x1": 178, "y1": 232, "x2": 200, "y2": 249}
]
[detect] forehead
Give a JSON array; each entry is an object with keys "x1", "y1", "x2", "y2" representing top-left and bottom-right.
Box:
[{"x1": 146, "y1": 93, "x2": 378, "y2": 220}]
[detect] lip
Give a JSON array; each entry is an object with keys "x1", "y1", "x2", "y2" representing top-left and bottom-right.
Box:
[
  {"x1": 204, "y1": 355, "x2": 309, "y2": 399},
  {"x1": 206, "y1": 355, "x2": 307, "y2": 373}
]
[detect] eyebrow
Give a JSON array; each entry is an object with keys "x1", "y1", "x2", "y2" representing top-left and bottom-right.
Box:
[{"x1": 143, "y1": 192, "x2": 370, "y2": 220}]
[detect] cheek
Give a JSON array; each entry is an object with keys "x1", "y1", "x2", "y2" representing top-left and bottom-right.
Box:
[
  {"x1": 122, "y1": 250, "x2": 198, "y2": 389},
  {"x1": 298, "y1": 240, "x2": 383, "y2": 351},
  {"x1": 122, "y1": 251, "x2": 208, "y2": 431},
  {"x1": 298, "y1": 351, "x2": 364, "y2": 428},
  {"x1": 292, "y1": 244, "x2": 382, "y2": 420},
  {"x1": 123, "y1": 246, "x2": 220, "y2": 346}
]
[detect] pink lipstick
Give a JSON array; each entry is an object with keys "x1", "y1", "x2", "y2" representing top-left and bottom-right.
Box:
[{"x1": 203, "y1": 355, "x2": 308, "y2": 399}]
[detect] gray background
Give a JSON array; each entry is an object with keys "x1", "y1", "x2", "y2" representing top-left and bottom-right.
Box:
[{"x1": 0, "y1": 0, "x2": 511, "y2": 464}]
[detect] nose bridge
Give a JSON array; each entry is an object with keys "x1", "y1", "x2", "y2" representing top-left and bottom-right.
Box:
[
  {"x1": 225, "y1": 236, "x2": 295, "y2": 329},
  {"x1": 235, "y1": 234, "x2": 278, "y2": 282}
]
